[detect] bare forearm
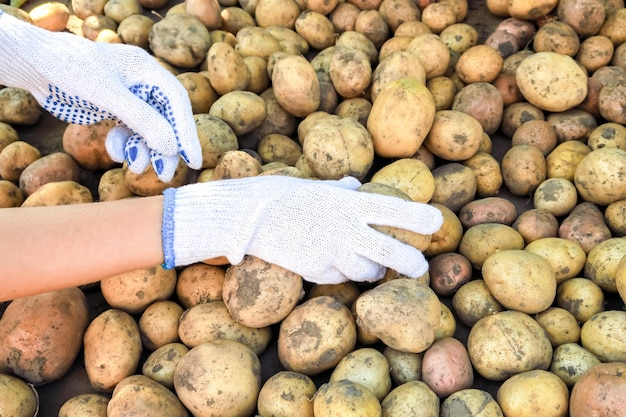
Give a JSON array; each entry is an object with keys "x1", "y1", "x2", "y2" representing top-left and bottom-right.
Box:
[{"x1": 0, "y1": 196, "x2": 165, "y2": 301}]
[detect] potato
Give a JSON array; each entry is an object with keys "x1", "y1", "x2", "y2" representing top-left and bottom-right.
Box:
[
  {"x1": 302, "y1": 115, "x2": 374, "y2": 180},
  {"x1": 176, "y1": 72, "x2": 218, "y2": 115},
  {"x1": 533, "y1": 20, "x2": 580, "y2": 57},
  {"x1": 174, "y1": 339, "x2": 261, "y2": 417},
  {"x1": 524, "y1": 237, "x2": 586, "y2": 285},
  {"x1": 557, "y1": 0, "x2": 605, "y2": 37},
  {"x1": 587, "y1": 122, "x2": 626, "y2": 151},
  {"x1": 21, "y1": 180, "x2": 93, "y2": 207},
  {"x1": 561, "y1": 202, "x2": 612, "y2": 254},
  {"x1": 29, "y1": 1, "x2": 70, "y2": 31},
  {"x1": 186, "y1": 0, "x2": 221, "y2": 29},
  {"x1": 575, "y1": 148, "x2": 626, "y2": 205},
  {"x1": 58, "y1": 393, "x2": 109, "y2": 417},
  {"x1": 148, "y1": 13, "x2": 211, "y2": 68},
  {"x1": 178, "y1": 300, "x2": 272, "y2": 355},
  {"x1": 424, "y1": 203, "x2": 464, "y2": 256},
  {"x1": 141, "y1": 342, "x2": 189, "y2": 390},
  {"x1": 329, "y1": 347, "x2": 392, "y2": 401},
  {"x1": 405, "y1": 33, "x2": 451, "y2": 79},
  {"x1": 19, "y1": 152, "x2": 80, "y2": 196},
  {"x1": 138, "y1": 300, "x2": 183, "y2": 351},
  {"x1": 556, "y1": 277, "x2": 605, "y2": 323},
  {"x1": 278, "y1": 296, "x2": 356, "y2": 376},
  {"x1": 0, "y1": 140, "x2": 41, "y2": 182},
  {"x1": 535, "y1": 306, "x2": 581, "y2": 347},
  {"x1": 209, "y1": 90, "x2": 267, "y2": 136},
  {"x1": 580, "y1": 310, "x2": 626, "y2": 362},
  {"x1": 458, "y1": 196, "x2": 517, "y2": 229},
  {"x1": 0, "y1": 180, "x2": 24, "y2": 208},
  {"x1": 271, "y1": 54, "x2": 320, "y2": 118},
  {"x1": 355, "y1": 279, "x2": 440, "y2": 353},
  {"x1": 515, "y1": 52, "x2": 588, "y2": 112},
  {"x1": 426, "y1": 76, "x2": 458, "y2": 111},
  {"x1": 368, "y1": 77, "x2": 436, "y2": 158},
  {"x1": 97, "y1": 167, "x2": 133, "y2": 201},
  {"x1": 550, "y1": 342, "x2": 601, "y2": 386},
  {"x1": 605, "y1": 199, "x2": 626, "y2": 236},
  {"x1": 467, "y1": 310, "x2": 553, "y2": 381},
  {"x1": 193, "y1": 114, "x2": 239, "y2": 170},
  {"x1": 461, "y1": 152, "x2": 503, "y2": 197},
  {"x1": 295, "y1": 11, "x2": 336, "y2": 50},
  {"x1": 222, "y1": 255, "x2": 303, "y2": 328},
  {"x1": 501, "y1": 144, "x2": 546, "y2": 196},
  {"x1": 497, "y1": 370, "x2": 569, "y2": 417},
  {"x1": 221, "y1": 6, "x2": 256, "y2": 34},
  {"x1": 533, "y1": 177, "x2": 578, "y2": 217},
  {"x1": 116, "y1": 14, "x2": 154, "y2": 49},
  {"x1": 83, "y1": 308, "x2": 142, "y2": 392},
  {"x1": 459, "y1": 223, "x2": 525, "y2": 269},
  {"x1": 576, "y1": 35, "x2": 614, "y2": 73},
  {"x1": 421, "y1": 337, "x2": 473, "y2": 397},
  {"x1": 0, "y1": 373, "x2": 39, "y2": 417},
  {"x1": 383, "y1": 346, "x2": 423, "y2": 385},
  {"x1": 81, "y1": 14, "x2": 118, "y2": 41},
  {"x1": 500, "y1": 101, "x2": 545, "y2": 138},
  {"x1": 570, "y1": 362, "x2": 626, "y2": 417},
  {"x1": 455, "y1": 45, "x2": 503, "y2": 84},
  {"x1": 546, "y1": 140, "x2": 591, "y2": 181},
  {"x1": 428, "y1": 252, "x2": 472, "y2": 296},
  {"x1": 0, "y1": 88, "x2": 40, "y2": 125},
  {"x1": 107, "y1": 374, "x2": 188, "y2": 417},
  {"x1": 123, "y1": 158, "x2": 188, "y2": 197},
  {"x1": 452, "y1": 279, "x2": 505, "y2": 328},
  {"x1": 0, "y1": 122, "x2": 18, "y2": 152},
  {"x1": 547, "y1": 109, "x2": 597, "y2": 143},
  {"x1": 440, "y1": 22, "x2": 478, "y2": 54},
  {"x1": 381, "y1": 380, "x2": 440, "y2": 417},
  {"x1": 510, "y1": 120, "x2": 557, "y2": 157},
  {"x1": 451, "y1": 82, "x2": 503, "y2": 135},
  {"x1": 584, "y1": 237, "x2": 626, "y2": 293},
  {"x1": 493, "y1": 72, "x2": 524, "y2": 106},
  {"x1": 255, "y1": 0, "x2": 301, "y2": 28},
  {"x1": 329, "y1": 2, "x2": 360, "y2": 32},
  {"x1": 424, "y1": 110, "x2": 483, "y2": 161},
  {"x1": 176, "y1": 263, "x2": 226, "y2": 308},
  {"x1": 328, "y1": 48, "x2": 372, "y2": 99},
  {"x1": 257, "y1": 371, "x2": 316, "y2": 417},
  {"x1": 354, "y1": 9, "x2": 389, "y2": 48},
  {"x1": 103, "y1": 0, "x2": 142, "y2": 24},
  {"x1": 0, "y1": 288, "x2": 88, "y2": 385},
  {"x1": 441, "y1": 389, "x2": 503, "y2": 417},
  {"x1": 100, "y1": 265, "x2": 176, "y2": 314},
  {"x1": 512, "y1": 208, "x2": 558, "y2": 244},
  {"x1": 435, "y1": 302, "x2": 457, "y2": 340},
  {"x1": 482, "y1": 249, "x2": 557, "y2": 314},
  {"x1": 430, "y1": 163, "x2": 477, "y2": 212},
  {"x1": 71, "y1": 0, "x2": 107, "y2": 19},
  {"x1": 335, "y1": 31, "x2": 378, "y2": 67},
  {"x1": 62, "y1": 119, "x2": 116, "y2": 171},
  {"x1": 211, "y1": 150, "x2": 264, "y2": 180},
  {"x1": 598, "y1": 8, "x2": 626, "y2": 45}
]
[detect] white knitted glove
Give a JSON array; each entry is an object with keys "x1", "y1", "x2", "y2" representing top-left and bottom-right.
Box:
[
  {"x1": 0, "y1": 10, "x2": 201, "y2": 182},
  {"x1": 162, "y1": 176, "x2": 443, "y2": 284}
]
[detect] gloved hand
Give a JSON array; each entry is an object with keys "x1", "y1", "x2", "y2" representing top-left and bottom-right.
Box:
[
  {"x1": 162, "y1": 176, "x2": 444, "y2": 284},
  {"x1": 0, "y1": 10, "x2": 202, "y2": 182}
]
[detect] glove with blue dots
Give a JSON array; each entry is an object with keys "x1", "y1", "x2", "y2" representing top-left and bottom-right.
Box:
[{"x1": 0, "y1": 10, "x2": 202, "y2": 182}]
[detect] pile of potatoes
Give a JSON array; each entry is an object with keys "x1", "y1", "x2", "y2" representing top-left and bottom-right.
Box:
[{"x1": 3, "y1": 0, "x2": 626, "y2": 414}]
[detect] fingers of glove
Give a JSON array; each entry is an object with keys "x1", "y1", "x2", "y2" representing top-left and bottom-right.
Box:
[
  {"x1": 124, "y1": 134, "x2": 151, "y2": 174},
  {"x1": 358, "y1": 196, "x2": 444, "y2": 236},
  {"x1": 356, "y1": 228, "x2": 431, "y2": 279},
  {"x1": 331, "y1": 176, "x2": 362, "y2": 190},
  {"x1": 105, "y1": 125, "x2": 130, "y2": 163},
  {"x1": 150, "y1": 151, "x2": 180, "y2": 183},
  {"x1": 139, "y1": 74, "x2": 203, "y2": 170},
  {"x1": 333, "y1": 250, "x2": 387, "y2": 283}
]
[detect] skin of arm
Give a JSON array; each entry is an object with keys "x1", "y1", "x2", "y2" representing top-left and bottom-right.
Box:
[{"x1": 0, "y1": 196, "x2": 165, "y2": 301}]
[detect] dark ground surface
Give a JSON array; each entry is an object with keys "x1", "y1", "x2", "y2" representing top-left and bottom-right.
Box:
[{"x1": 6, "y1": 0, "x2": 623, "y2": 415}]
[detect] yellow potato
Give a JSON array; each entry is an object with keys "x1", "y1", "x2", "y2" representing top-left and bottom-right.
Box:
[
  {"x1": 497, "y1": 370, "x2": 569, "y2": 417},
  {"x1": 581, "y1": 310, "x2": 626, "y2": 362},
  {"x1": 556, "y1": 277, "x2": 605, "y2": 324},
  {"x1": 482, "y1": 249, "x2": 557, "y2": 314},
  {"x1": 459, "y1": 223, "x2": 525, "y2": 269},
  {"x1": 257, "y1": 371, "x2": 316, "y2": 417},
  {"x1": 370, "y1": 158, "x2": 435, "y2": 203},
  {"x1": 424, "y1": 110, "x2": 484, "y2": 161},
  {"x1": 141, "y1": 343, "x2": 189, "y2": 390},
  {"x1": 313, "y1": 379, "x2": 381, "y2": 417},
  {"x1": 271, "y1": 54, "x2": 321, "y2": 118},
  {"x1": 367, "y1": 77, "x2": 436, "y2": 159},
  {"x1": 107, "y1": 374, "x2": 188, "y2": 417},
  {"x1": 83, "y1": 309, "x2": 143, "y2": 392}
]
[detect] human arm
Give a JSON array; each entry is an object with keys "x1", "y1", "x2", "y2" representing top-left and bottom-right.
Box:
[
  {"x1": 0, "y1": 195, "x2": 165, "y2": 301},
  {"x1": 0, "y1": 9, "x2": 201, "y2": 182},
  {"x1": 0, "y1": 176, "x2": 443, "y2": 302}
]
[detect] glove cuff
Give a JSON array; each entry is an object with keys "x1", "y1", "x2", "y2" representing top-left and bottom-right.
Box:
[{"x1": 161, "y1": 180, "x2": 264, "y2": 268}]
